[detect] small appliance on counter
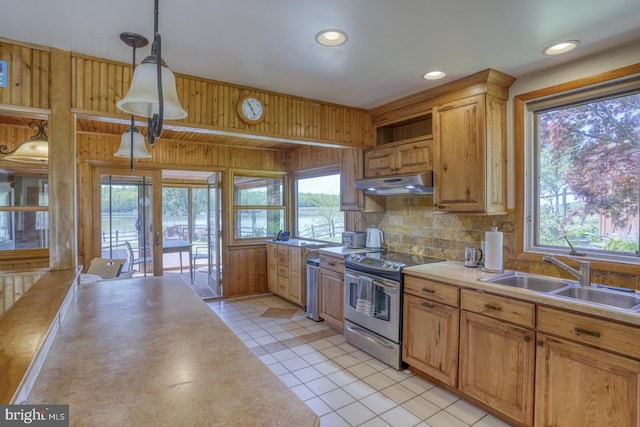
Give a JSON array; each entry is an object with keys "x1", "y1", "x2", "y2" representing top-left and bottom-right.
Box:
[
  {"x1": 366, "y1": 227, "x2": 384, "y2": 249},
  {"x1": 342, "y1": 231, "x2": 367, "y2": 249}
]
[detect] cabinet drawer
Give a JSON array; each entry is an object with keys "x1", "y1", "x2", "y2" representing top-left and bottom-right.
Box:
[
  {"x1": 537, "y1": 306, "x2": 640, "y2": 359},
  {"x1": 277, "y1": 265, "x2": 289, "y2": 277},
  {"x1": 461, "y1": 289, "x2": 535, "y2": 328},
  {"x1": 319, "y1": 253, "x2": 345, "y2": 274},
  {"x1": 277, "y1": 246, "x2": 289, "y2": 266},
  {"x1": 404, "y1": 275, "x2": 459, "y2": 307}
]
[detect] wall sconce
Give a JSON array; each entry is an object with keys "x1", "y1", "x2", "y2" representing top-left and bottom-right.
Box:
[
  {"x1": 0, "y1": 120, "x2": 49, "y2": 166},
  {"x1": 116, "y1": 0, "x2": 187, "y2": 146}
]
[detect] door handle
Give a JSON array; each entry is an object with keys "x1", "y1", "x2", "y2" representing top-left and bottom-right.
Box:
[{"x1": 155, "y1": 231, "x2": 160, "y2": 246}]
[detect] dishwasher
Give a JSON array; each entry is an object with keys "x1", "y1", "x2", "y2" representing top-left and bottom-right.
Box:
[{"x1": 306, "y1": 258, "x2": 321, "y2": 321}]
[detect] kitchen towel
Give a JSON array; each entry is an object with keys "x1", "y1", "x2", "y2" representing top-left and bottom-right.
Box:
[
  {"x1": 484, "y1": 227, "x2": 504, "y2": 273},
  {"x1": 356, "y1": 276, "x2": 375, "y2": 316}
]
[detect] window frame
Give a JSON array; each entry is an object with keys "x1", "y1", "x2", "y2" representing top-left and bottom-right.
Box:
[
  {"x1": 0, "y1": 163, "x2": 49, "y2": 260},
  {"x1": 229, "y1": 170, "x2": 287, "y2": 243},
  {"x1": 514, "y1": 63, "x2": 640, "y2": 276},
  {"x1": 292, "y1": 166, "x2": 343, "y2": 243}
]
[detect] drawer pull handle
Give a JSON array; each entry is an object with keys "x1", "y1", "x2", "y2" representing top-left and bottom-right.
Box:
[
  {"x1": 484, "y1": 303, "x2": 502, "y2": 311},
  {"x1": 421, "y1": 287, "x2": 435, "y2": 294},
  {"x1": 574, "y1": 327, "x2": 600, "y2": 338},
  {"x1": 328, "y1": 262, "x2": 336, "y2": 266},
  {"x1": 421, "y1": 301, "x2": 434, "y2": 309}
]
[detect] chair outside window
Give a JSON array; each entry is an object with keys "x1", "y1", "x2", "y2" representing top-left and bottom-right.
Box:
[
  {"x1": 192, "y1": 245, "x2": 208, "y2": 275},
  {"x1": 86, "y1": 258, "x2": 127, "y2": 279},
  {"x1": 125, "y1": 241, "x2": 153, "y2": 273}
]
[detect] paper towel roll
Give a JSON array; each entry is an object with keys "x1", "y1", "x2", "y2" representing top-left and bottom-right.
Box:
[{"x1": 484, "y1": 229, "x2": 503, "y2": 273}]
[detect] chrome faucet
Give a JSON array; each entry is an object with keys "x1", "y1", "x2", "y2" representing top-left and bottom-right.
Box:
[{"x1": 542, "y1": 255, "x2": 592, "y2": 287}]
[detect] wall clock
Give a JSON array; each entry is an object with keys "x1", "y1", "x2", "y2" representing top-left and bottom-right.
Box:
[{"x1": 237, "y1": 95, "x2": 265, "y2": 125}]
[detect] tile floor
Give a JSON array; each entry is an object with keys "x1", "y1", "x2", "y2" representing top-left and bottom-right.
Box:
[{"x1": 207, "y1": 295, "x2": 512, "y2": 427}]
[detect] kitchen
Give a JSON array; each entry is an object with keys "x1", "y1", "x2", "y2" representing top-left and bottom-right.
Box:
[{"x1": 1, "y1": 0, "x2": 640, "y2": 426}]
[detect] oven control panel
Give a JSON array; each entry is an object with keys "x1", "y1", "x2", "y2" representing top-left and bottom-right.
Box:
[{"x1": 346, "y1": 253, "x2": 404, "y2": 271}]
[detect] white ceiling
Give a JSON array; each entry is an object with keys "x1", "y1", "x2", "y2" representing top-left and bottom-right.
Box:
[{"x1": 2, "y1": 0, "x2": 640, "y2": 110}]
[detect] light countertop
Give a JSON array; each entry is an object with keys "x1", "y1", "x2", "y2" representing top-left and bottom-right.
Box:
[
  {"x1": 266, "y1": 239, "x2": 331, "y2": 248},
  {"x1": 404, "y1": 261, "x2": 640, "y2": 327},
  {"x1": 318, "y1": 246, "x2": 367, "y2": 256},
  {"x1": 27, "y1": 276, "x2": 319, "y2": 427}
]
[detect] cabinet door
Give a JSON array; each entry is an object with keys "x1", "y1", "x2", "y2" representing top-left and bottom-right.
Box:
[
  {"x1": 287, "y1": 248, "x2": 303, "y2": 305},
  {"x1": 341, "y1": 148, "x2": 363, "y2": 210},
  {"x1": 459, "y1": 311, "x2": 535, "y2": 426},
  {"x1": 395, "y1": 138, "x2": 432, "y2": 174},
  {"x1": 267, "y1": 243, "x2": 278, "y2": 293},
  {"x1": 433, "y1": 94, "x2": 486, "y2": 211},
  {"x1": 364, "y1": 146, "x2": 396, "y2": 177},
  {"x1": 535, "y1": 334, "x2": 640, "y2": 427},
  {"x1": 402, "y1": 294, "x2": 459, "y2": 387},
  {"x1": 319, "y1": 269, "x2": 344, "y2": 331}
]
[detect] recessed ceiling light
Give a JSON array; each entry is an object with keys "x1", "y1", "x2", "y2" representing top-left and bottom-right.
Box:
[
  {"x1": 422, "y1": 70, "x2": 446, "y2": 80},
  {"x1": 543, "y1": 40, "x2": 580, "y2": 55},
  {"x1": 315, "y1": 29, "x2": 348, "y2": 47}
]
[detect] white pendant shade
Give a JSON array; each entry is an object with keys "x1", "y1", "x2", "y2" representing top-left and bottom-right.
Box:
[
  {"x1": 116, "y1": 57, "x2": 187, "y2": 120},
  {"x1": 114, "y1": 127, "x2": 152, "y2": 158},
  {"x1": 4, "y1": 140, "x2": 48, "y2": 164}
]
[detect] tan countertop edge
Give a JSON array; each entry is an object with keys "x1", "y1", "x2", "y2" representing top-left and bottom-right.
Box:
[
  {"x1": 27, "y1": 276, "x2": 319, "y2": 427},
  {"x1": 403, "y1": 261, "x2": 640, "y2": 327},
  {"x1": 318, "y1": 246, "x2": 366, "y2": 256},
  {"x1": 0, "y1": 267, "x2": 81, "y2": 404}
]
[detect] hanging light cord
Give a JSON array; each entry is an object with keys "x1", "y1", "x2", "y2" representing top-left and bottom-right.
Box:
[
  {"x1": 129, "y1": 45, "x2": 138, "y2": 172},
  {"x1": 148, "y1": 0, "x2": 164, "y2": 146}
]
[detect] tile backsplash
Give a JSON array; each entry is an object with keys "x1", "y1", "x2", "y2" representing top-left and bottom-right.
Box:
[{"x1": 361, "y1": 196, "x2": 639, "y2": 290}]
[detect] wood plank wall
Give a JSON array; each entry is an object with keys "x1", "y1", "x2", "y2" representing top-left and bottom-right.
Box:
[
  {"x1": 0, "y1": 269, "x2": 47, "y2": 316},
  {"x1": 289, "y1": 145, "x2": 342, "y2": 171},
  {"x1": 0, "y1": 41, "x2": 50, "y2": 109},
  {"x1": 71, "y1": 53, "x2": 373, "y2": 148}
]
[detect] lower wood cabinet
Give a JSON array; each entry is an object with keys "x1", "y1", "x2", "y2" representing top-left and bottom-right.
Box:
[
  {"x1": 402, "y1": 293, "x2": 459, "y2": 387},
  {"x1": 535, "y1": 334, "x2": 640, "y2": 427},
  {"x1": 319, "y1": 252, "x2": 345, "y2": 331},
  {"x1": 459, "y1": 310, "x2": 535, "y2": 425},
  {"x1": 403, "y1": 275, "x2": 640, "y2": 426},
  {"x1": 266, "y1": 243, "x2": 278, "y2": 293},
  {"x1": 266, "y1": 242, "x2": 314, "y2": 306}
]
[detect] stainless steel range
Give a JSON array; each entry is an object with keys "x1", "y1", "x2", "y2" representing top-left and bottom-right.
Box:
[{"x1": 344, "y1": 251, "x2": 443, "y2": 370}]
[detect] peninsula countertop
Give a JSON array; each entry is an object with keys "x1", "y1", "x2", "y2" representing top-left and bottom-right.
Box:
[{"x1": 27, "y1": 276, "x2": 319, "y2": 427}]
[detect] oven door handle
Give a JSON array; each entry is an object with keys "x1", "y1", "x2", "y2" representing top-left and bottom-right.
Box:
[
  {"x1": 371, "y1": 279, "x2": 397, "y2": 290},
  {"x1": 346, "y1": 325, "x2": 396, "y2": 350}
]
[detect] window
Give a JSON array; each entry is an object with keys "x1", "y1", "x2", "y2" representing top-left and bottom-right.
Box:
[
  {"x1": 233, "y1": 174, "x2": 284, "y2": 239},
  {"x1": 522, "y1": 74, "x2": 640, "y2": 264},
  {"x1": 0, "y1": 168, "x2": 49, "y2": 251},
  {"x1": 294, "y1": 168, "x2": 344, "y2": 243}
]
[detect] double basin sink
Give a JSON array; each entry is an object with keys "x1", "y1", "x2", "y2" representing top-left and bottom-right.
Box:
[{"x1": 480, "y1": 271, "x2": 640, "y2": 312}]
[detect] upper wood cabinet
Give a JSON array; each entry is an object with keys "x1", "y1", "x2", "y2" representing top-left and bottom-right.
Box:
[
  {"x1": 433, "y1": 92, "x2": 508, "y2": 213},
  {"x1": 340, "y1": 148, "x2": 384, "y2": 212},
  {"x1": 363, "y1": 137, "x2": 432, "y2": 178},
  {"x1": 370, "y1": 69, "x2": 514, "y2": 214}
]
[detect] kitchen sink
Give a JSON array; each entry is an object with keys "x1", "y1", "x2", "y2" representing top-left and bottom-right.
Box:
[
  {"x1": 480, "y1": 271, "x2": 575, "y2": 292},
  {"x1": 549, "y1": 286, "x2": 640, "y2": 311}
]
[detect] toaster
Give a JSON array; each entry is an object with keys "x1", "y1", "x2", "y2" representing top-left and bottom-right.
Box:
[{"x1": 342, "y1": 231, "x2": 367, "y2": 249}]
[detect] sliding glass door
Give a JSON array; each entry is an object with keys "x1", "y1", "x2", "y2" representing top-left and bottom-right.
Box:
[{"x1": 97, "y1": 170, "x2": 161, "y2": 276}]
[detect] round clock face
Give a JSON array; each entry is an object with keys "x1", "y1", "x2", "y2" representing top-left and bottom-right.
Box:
[{"x1": 240, "y1": 97, "x2": 264, "y2": 123}]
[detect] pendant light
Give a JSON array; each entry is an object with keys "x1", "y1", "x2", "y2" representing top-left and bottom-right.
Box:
[
  {"x1": 0, "y1": 120, "x2": 49, "y2": 166},
  {"x1": 114, "y1": 33, "x2": 152, "y2": 172},
  {"x1": 116, "y1": 0, "x2": 187, "y2": 146}
]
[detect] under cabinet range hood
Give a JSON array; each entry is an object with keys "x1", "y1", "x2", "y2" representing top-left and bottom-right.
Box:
[{"x1": 353, "y1": 172, "x2": 434, "y2": 195}]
